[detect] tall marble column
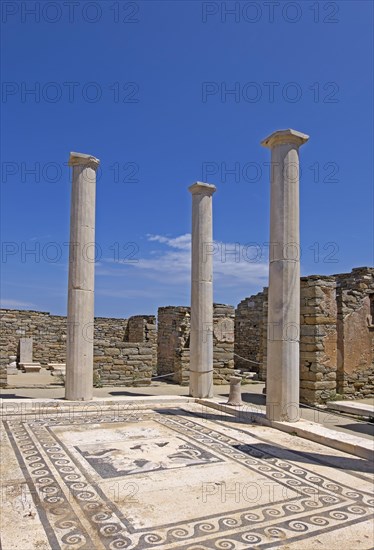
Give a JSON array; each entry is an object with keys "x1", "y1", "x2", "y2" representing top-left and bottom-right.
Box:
[
  {"x1": 261, "y1": 129, "x2": 309, "y2": 421},
  {"x1": 65, "y1": 152, "x2": 100, "y2": 401},
  {"x1": 189, "y1": 182, "x2": 216, "y2": 398}
]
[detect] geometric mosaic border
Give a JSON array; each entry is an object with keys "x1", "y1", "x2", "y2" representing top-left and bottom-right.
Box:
[{"x1": 3, "y1": 408, "x2": 374, "y2": 549}]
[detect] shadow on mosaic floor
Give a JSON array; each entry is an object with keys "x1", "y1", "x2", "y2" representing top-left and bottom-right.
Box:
[
  {"x1": 239, "y1": 392, "x2": 266, "y2": 406},
  {"x1": 234, "y1": 442, "x2": 374, "y2": 475},
  {"x1": 156, "y1": 408, "x2": 374, "y2": 475},
  {"x1": 340, "y1": 422, "x2": 374, "y2": 437}
]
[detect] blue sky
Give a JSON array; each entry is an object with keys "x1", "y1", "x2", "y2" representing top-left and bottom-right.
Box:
[{"x1": 1, "y1": 0, "x2": 373, "y2": 318}]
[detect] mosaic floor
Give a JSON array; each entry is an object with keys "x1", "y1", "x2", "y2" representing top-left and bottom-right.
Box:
[{"x1": 1, "y1": 402, "x2": 373, "y2": 549}]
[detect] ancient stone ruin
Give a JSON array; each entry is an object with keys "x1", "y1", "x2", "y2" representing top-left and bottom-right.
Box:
[
  {"x1": 1, "y1": 266, "x2": 373, "y2": 404},
  {"x1": 1, "y1": 130, "x2": 373, "y2": 416},
  {"x1": 157, "y1": 304, "x2": 236, "y2": 386},
  {"x1": 236, "y1": 267, "x2": 374, "y2": 403}
]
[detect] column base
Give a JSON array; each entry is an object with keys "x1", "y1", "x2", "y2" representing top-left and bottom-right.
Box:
[
  {"x1": 189, "y1": 370, "x2": 214, "y2": 399},
  {"x1": 266, "y1": 402, "x2": 300, "y2": 422}
]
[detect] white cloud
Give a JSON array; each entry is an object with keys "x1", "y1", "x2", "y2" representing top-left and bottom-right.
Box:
[
  {"x1": 147, "y1": 233, "x2": 191, "y2": 251},
  {"x1": 98, "y1": 233, "x2": 268, "y2": 297},
  {"x1": 142, "y1": 233, "x2": 268, "y2": 286}
]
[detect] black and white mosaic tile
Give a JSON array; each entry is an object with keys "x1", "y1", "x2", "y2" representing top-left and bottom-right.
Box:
[{"x1": 2, "y1": 406, "x2": 373, "y2": 549}]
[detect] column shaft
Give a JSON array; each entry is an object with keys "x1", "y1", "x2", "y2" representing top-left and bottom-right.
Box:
[
  {"x1": 189, "y1": 182, "x2": 216, "y2": 398},
  {"x1": 65, "y1": 152, "x2": 99, "y2": 401},
  {"x1": 261, "y1": 130, "x2": 309, "y2": 421}
]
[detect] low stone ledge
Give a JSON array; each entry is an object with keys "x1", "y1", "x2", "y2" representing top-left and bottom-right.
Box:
[
  {"x1": 197, "y1": 399, "x2": 374, "y2": 461},
  {"x1": 326, "y1": 400, "x2": 374, "y2": 418}
]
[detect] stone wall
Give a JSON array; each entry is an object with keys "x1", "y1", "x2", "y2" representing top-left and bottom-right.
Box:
[
  {"x1": 157, "y1": 307, "x2": 190, "y2": 380},
  {"x1": 234, "y1": 268, "x2": 374, "y2": 403},
  {"x1": 212, "y1": 304, "x2": 236, "y2": 384},
  {"x1": 125, "y1": 315, "x2": 157, "y2": 373},
  {"x1": 336, "y1": 268, "x2": 374, "y2": 397},
  {"x1": 0, "y1": 309, "x2": 67, "y2": 370},
  {"x1": 157, "y1": 304, "x2": 236, "y2": 385},
  {"x1": 0, "y1": 309, "x2": 156, "y2": 387},
  {"x1": 299, "y1": 276, "x2": 338, "y2": 403},
  {"x1": 0, "y1": 360, "x2": 7, "y2": 388},
  {"x1": 235, "y1": 289, "x2": 268, "y2": 380},
  {"x1": 92, "y1": 316, "x2": 156, "y2": 386},
  {"x1": 94, "y1": 341, "x2": 153, "y2": 387},
  {"x1": 174, "y1": 349, "x2": 190, "y2": 386}
]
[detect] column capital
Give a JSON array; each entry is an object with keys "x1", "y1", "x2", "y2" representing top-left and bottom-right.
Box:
[
  {"x1": 189, "y1": 181, "x2": 216, "y2": 196},
  {"x1": 261, "y1": 129, "x2": 309, "y2": 149},
  {"x1": 68, "y1": 152, "x2": 100, "y2": 170}
]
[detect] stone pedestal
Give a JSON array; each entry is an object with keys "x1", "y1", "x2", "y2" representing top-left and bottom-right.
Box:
[
  {"x1": 227, "y1": 376, "x2": 242, "y2": 406},
  {"x1": 261, "y1": 129, "x2": 309, "y2": 422},
  {"x1": 19, "y1": 338, "x2": 33, "y2": 363},
  {"x1": 189, "y1": 182, "x2": 216, "y2": 398},
  {"x1": 65, "y1": 152, "x2": 100, "y2": 401},
  {"x1": 18, "y1": 337, "x2": 41, "y2": 372}
]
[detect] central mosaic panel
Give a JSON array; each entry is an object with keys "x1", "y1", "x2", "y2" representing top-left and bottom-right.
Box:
[{"x1": 75, "y1": 430, "x2": 222, "y2": 478}]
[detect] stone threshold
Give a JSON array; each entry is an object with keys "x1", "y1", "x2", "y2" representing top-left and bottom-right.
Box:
[
  {"x1": 326, "y1": 400, "x2": 374, "y2": 418},
  {"x1": 197, "y1": 398, "x2": 374, "y2": 462}
]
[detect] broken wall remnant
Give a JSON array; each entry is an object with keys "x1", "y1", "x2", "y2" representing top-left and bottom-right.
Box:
[
  {"x1": 157, "y1": 304, "x2": 236, "y2": 385},
  {"x1": 234, "y1": 267, "x2": 374, "y2": 403},
  {"x1": 0, "y1": 310, "x2": 157, "y2": 387}
]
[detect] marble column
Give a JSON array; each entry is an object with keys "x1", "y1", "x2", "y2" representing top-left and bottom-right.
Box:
[
  {"x1": 65, "y1": 152, "x2": 100, "y2": 401},
  {"x1": 189, "y1": 182, "x2": 216, "y2": 398},
  {"x1": 261, "y1": 129, "x2": 309, "y2": 421}
]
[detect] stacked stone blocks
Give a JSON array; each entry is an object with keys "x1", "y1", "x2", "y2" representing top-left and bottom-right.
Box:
[
  {"x1": 157, "y1": 304, "x2": 236, "y2": 385},
  {"x1": 235, "y1": 289, "x2": 268, "y2": 380},
  {"x1": 235, "y1": 268, "x2": 374, "y2": 403},
  {"x1": 0, "y1": 309, "x2": 156, "y2": 387},
  {"x1": 299, "y1": 276, "x2": 338, "y2": 403}
]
